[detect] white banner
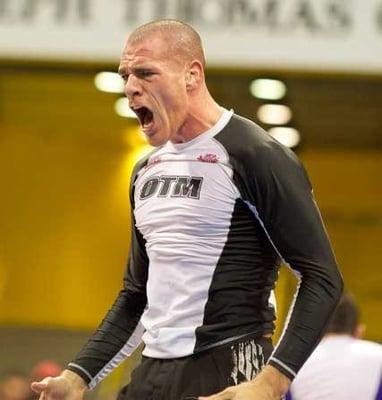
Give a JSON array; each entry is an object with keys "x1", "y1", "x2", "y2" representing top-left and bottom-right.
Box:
[{"x1": 0, "y1": 0, "x2": 382, "y2": 73}]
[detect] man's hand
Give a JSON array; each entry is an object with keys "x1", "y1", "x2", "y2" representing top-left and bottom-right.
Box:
[
  {"x1": 31, "y1": 369, "x2": 87, "y2": 400},
  {"x1": 199, "y1": 365, "x2": 290, "y2": 400}
]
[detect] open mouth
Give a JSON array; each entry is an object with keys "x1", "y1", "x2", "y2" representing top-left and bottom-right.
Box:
[{"x1": 133, "y1": 106, "x2": 154, "y2": 129}]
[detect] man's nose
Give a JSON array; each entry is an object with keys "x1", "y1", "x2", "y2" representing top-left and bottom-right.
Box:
[{"x1": 124, "y1": 74, "x2": 142, "y2": 99}]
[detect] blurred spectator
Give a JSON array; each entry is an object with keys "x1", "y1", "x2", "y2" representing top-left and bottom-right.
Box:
[
  {"x1": 0, "y1": 371, "x2": 30, "y2": 400},
  {"x1": 287, "y1": 292, "x2": 382, "y2": 400}
]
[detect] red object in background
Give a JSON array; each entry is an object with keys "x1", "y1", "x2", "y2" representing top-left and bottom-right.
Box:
[{"x1": 31, "y1": 361, "x2": 62, "y2": 381}]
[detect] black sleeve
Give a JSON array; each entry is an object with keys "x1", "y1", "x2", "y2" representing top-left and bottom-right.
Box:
[
  {"x1": 241, "y1": 138, "x2": 343, "y2": 380},
  {"x1": 67, "y1": 162, "x2": 149, "y2": 388}
]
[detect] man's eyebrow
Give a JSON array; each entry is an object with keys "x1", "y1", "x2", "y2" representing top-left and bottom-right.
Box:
[
  {"x1": 133, "y1": 66, "x2": 154, "y2": 72},
  {"x1": 118, "y1": 66, "x2": 155, "y2": 78}
]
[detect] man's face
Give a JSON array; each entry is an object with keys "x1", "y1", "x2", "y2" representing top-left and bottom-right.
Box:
[{"x1": 119, "y1": 36, "x2": 189, "y2": 146}]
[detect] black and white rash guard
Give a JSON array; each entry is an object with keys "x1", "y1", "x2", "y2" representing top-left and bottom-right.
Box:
[{"x1": 68, "y1": 109, "x2": 343, "y2": 388}]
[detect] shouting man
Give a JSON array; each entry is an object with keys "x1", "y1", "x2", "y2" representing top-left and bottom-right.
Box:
[{"x1": 32, "y1": 19, "x2": 343, "y2": 400}]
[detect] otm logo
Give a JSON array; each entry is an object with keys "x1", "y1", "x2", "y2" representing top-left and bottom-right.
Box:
[{"x1": 139, "y1": 175, "x2": 203, "y2": 200}]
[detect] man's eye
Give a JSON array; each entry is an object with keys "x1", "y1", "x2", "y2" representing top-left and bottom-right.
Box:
[
  {"x1": 139, "y1": 71, "x2": 154, "y2": 78},
  {"x1": 121, "y1": 74, "x2": 129, "y2": 82}
]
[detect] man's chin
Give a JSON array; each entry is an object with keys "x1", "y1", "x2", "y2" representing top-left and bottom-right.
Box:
[{"x1": 144, "y1": 130, "x2": 167, "y2": 147}]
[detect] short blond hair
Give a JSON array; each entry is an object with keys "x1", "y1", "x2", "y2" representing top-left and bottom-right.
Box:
[{"x1": 128, "y1": 19, "x2": 206, "y2": 67}]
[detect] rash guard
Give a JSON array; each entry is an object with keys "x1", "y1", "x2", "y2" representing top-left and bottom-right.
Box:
[{"x1": 68, "y1": 109, "x2": 343, "y2": 388}]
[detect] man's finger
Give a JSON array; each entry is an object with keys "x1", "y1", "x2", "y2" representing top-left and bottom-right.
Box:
[{"x1": 31, "y1": 381, "x2": 48, "y2": 393}]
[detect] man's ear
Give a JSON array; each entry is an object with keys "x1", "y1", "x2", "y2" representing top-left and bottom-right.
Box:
[{"x1": 186, "y1": 60, "x2": 204, "y2": 90}]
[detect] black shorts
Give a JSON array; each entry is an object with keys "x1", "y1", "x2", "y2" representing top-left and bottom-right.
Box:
[{"x1": 117, "y1": 335, "x2": 273, "y2": 400}]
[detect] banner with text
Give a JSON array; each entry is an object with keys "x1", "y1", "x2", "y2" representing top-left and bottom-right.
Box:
[{"x1": 1, "y1": 0, "x2": 382, "y2": 73}]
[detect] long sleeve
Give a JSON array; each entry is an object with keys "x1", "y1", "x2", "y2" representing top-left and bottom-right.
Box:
[
  {"x1": 241, "y1": 138, "x2": 343, "y2": 380},
  {"x1": 67, "y1": 161, "x2": 149, "y2": 389},
  {"x1": 215, "y1": 114, "x2": 343, "y2": 380}
]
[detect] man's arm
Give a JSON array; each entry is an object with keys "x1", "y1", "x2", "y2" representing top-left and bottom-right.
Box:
[
  {"x1": 246, "y1": 140, "x2": 343, "y2": 380},
  {"x1": 66, "y1": 157, "x2": 150, "y2": 388},
  {"x1": 203, "y1": 125, "x2": 343, "y2": 399},
  {"x1": 66, "y1": 214, "x2": 148, "y2": 388}
]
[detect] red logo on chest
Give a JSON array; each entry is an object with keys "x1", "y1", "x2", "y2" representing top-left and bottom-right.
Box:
[
  {"x1": 197, "y1": 153, "x2": 219, "y2": 163},
  {"x1": 145, "y1": 156, "x2": 161, "y2": 168}
]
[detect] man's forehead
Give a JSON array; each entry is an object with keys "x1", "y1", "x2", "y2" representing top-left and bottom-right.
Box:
[
  {"x1": 123, "y1": 36, "x2": 168, "y2": 59},
  {"x1": 119, "y1": 50, "x2": 160, "y2": 73},
  {"x1": 119, "y1": 49, "x2": 155, "y2": 68},
  {"x1": 119, "y1": 37, "x2": 180, "y2": 72}
]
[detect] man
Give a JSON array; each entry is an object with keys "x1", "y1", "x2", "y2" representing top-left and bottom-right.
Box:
[
  {"x1": 31, "y1": 19, "x2": 343, "y2": 400},
  {"x1": 287, "y1": 293, "x2": 382, "y2": 400}
]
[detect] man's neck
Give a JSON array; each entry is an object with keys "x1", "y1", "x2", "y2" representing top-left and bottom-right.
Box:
[{"x1": 171, "y1": 92, "x2": 223, "y2": 144}]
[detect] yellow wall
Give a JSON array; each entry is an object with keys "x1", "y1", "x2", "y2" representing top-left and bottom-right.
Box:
[
  {"x1": 0, "y1": 70, "x2": 380, "y2": 342},
  {"x1": 301, "y1": 149, "x2": 382, "y2": 341},
  {"x1": 1, "y1": 69, "x2": 380, "y2": 400},
  {"x1": 275, "y1": 150, "x2": 382, "y2": 341},
  {"x1": 1, "y1": 131, "x2": 380, "y2": 339},
  {"x1": 0, "y1": 124, "x2": 149, "y2": 328}
]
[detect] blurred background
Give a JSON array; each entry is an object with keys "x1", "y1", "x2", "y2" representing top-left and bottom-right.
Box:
[{"x1": 0, "y1": 1, "x2": 381, "y2": 399}]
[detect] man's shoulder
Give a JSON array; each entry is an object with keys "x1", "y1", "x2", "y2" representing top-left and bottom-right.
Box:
[
  {"x1": 132, "y1": 147, "x2": 162, "y2": 178},
  {"x1": 215, "y1": 113, "x2": 271, "y2": 152},
  {"x1": 351, "y1": 338, "x2": 382, "y2": 358},
  {"x1": 316, "y1": 336, "x2": 382, "y2": 362},
  {"x1": 215, "y1": 113, "x2": 300, "y2": 171}
]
